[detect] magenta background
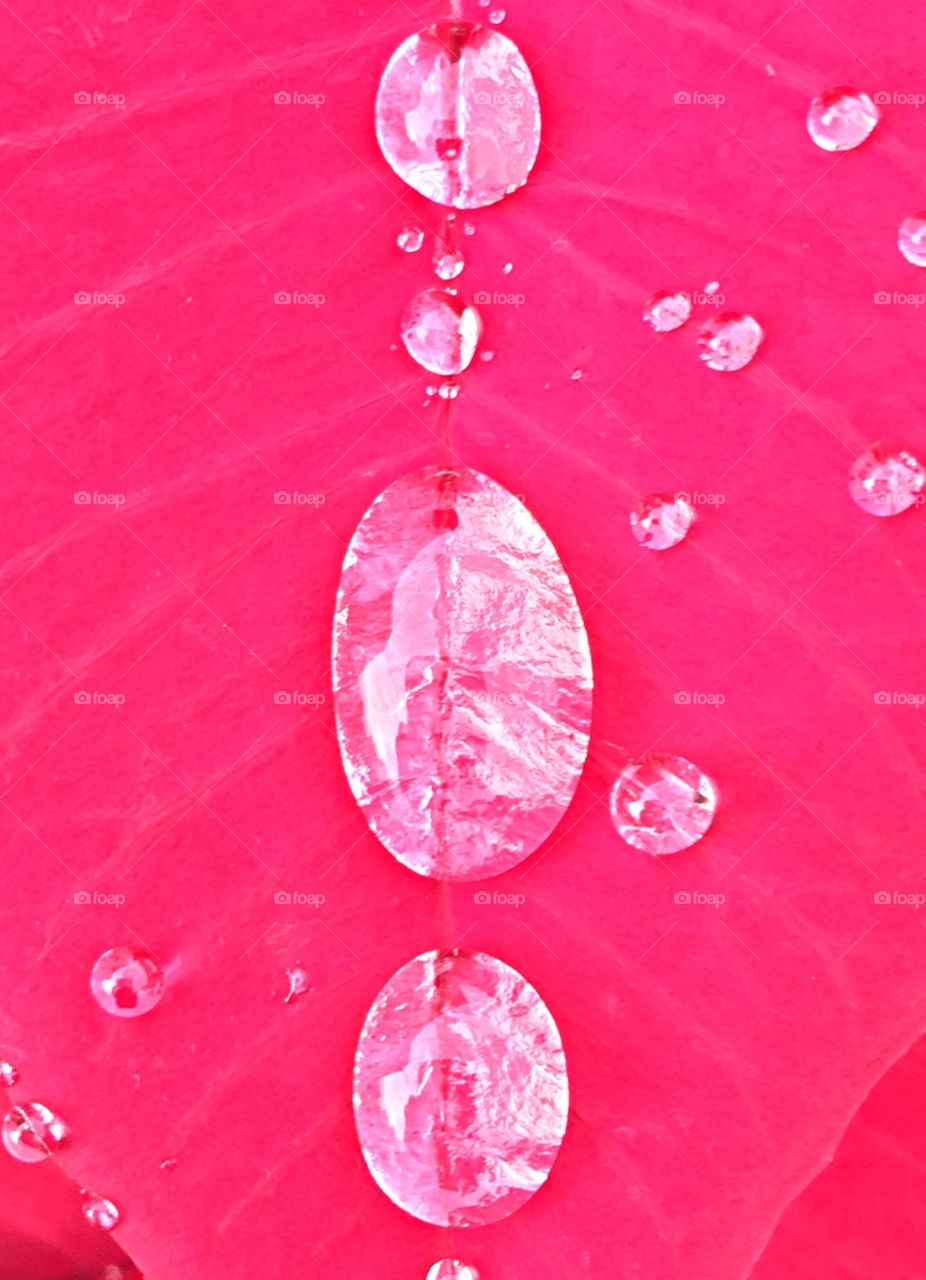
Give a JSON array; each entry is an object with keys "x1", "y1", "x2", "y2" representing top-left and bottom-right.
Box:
[{"x1": 1, "y1": 1, "x2": 925, "y2": 1277}]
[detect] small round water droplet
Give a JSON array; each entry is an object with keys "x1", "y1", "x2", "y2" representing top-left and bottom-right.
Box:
[
  {"x1": 502, "y1": 261, "x2": 513, "y2": 274},
  {"x1": 400, "y1": 288, "x2": 482, "y2": 375},
  {"x1": 479, "y1": 349, "x2": 495, "y2": 362},
  {"x1": 704, "y1": 280, "x2": 720, "y2": 295},
  {"x1": 629, "y1": 493, "x2": 694, "y2": 550},
  {"x1": 433, "y1": 242, "x2": 465, "y2": 280},
  {"x1": 570, "y1": 368, "x2": 583, "y2": 380},
  {"x1": 611, "y1": 754, "x2": 717, "y2": 854},
  {"x1": 427, "y1": 1263, "x2": 481, "y2": 1280},
  {"x1": 698, "y1": 312, "x2": 763, "y2": 371},
  {"x1": 284, "y1": 966, "x2": 309, "y2": 1003},
  {"x1": 807, "y1": 86, "x2": 878, "y2": 152},
  {"x1": 90, "y1": 946, "x2": 164, "y2": 1018},
  {"x1": 0, "y1": 1061, "x2": 19, "y2": 1088},
  {"x1": 375, "y1": 22, "x2": 541, "y2": 208},
  {"x1": 463, "y1": 221, "x2": 476, "y2": 235},
  {"x1": 488, "y1": 8, "x2": 506, "y2": 23},
  {"x1": 438, "y1": 380, "x2": 460, "y2": 399},
  {"x1": 82, "y1": 1191, "x2": 121, "y2": 1232},
  {"x1": 898, "y1": 212, "x2": 926, "y2": 266},
  {"x1": 396, "y1": 226, "x2": 424, "y2": 253},
  {"x1": 849, "y1": 444, "x2": 925, "y2": 517},
  {"x1": 643, "y1": 291, "x2": 691, "y2": 333},
  {"x1": 2, "y1": 1102, "x2": 69, "y2": 1163}
]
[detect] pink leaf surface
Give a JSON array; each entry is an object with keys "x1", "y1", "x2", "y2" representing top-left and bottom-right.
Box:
[{"x1": 1, "y1": 1, "x2": 924, "y2": 1278}]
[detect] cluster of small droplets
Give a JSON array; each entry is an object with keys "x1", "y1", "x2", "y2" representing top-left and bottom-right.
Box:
[{"x1": 643, "y1": 287, "x2": 764, "y2": 372}]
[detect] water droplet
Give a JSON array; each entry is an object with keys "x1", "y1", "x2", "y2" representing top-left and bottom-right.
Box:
[
  {"x1": 159, "y1": 1157, "x2": 177, "y2": 1172},
  {"x1": 765, "y1": 64, "x2": 776, "y2": 76},
  {"x1": 570, "y1": 368, "x2": 583, "y2": 380},
  {"x1": 81, "y1": 1191, "x2": 121, "y2": 1232},
  {"x1": 698, "y1": 312, "x2": 763, "y2": 371},
  {"x1": 807, "y1": 86, "x2": 878, "y2": 152},
  {"x1": 2, "y1": 1102, "x2": 69, "y2": 1163},
  {"x1": 90, "y1": 946, "x2": 164, "y2": 1018},
  {"x1": 375, "y1": 22, "x2": 541, "y2": 208},
  {"x1": 629, "y1": 493, "x2": 694, "y2": 550},
  {"x1": 433, "y1": 236, "x2": 465, "y2": 281},
  {"x1": 479, "y1": 349, "x2": 495, "y2": 361},
  {"x1": 427, "y1": 1263, "x2": 481, "y2": 1280},
  {"x1": 354, "y1": 949, "x2": 569, "y2": 1224},
  {"x1": 0, "y1": 1061, "x2": 19, "y2": 1088},
  {"x1": 704, "y1": 280, "x2": 720, "y2": 295},
  {"x1": 643, "y1": 291, "x2": 691, "y2": 333},
  {"x1": 284, "y1": 967, "x2": 309, "y2": 1003},
  {"x1": 333, "y1": 466, "x2": 592, "y2": 880},
  {"x1": 898, "y1": 212, "x2": 926, "y2": 266},
  {"x1": 397, "y1": 226, "x2": 424, "y2": 253},
  {"x1": 611, "y1": 754, "x2": 717, "y2": 854},
  {"x1": 489, "y1": 10, "x2": 506, "y2": 25},
  {"x1": 463, "y1": 221, "x2": 476, "y2": 235},
  {"x1": 849, "y1": 444, "x2": 925, "y2": 516},
  {"x1": 438, "y1": 379, "x2": 460, "y2": 399},
  {"x1": 501, "y1": 261, "x2": 513, "y2": 274},
  {"x1": 400, "y1": 288, "x2": 482, "y2": 374}
]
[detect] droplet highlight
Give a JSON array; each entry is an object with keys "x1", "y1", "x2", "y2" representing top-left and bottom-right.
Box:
[
  {"x1": 807, "y1": 87, "x2": 878, "y2": 151},
  {"x1": 375, "y1": 22, "x2": 542, "y2": 208},
  {"x1": 643, "y1": 291, "x2": 691, "y2": 333},
  {"x1": 630, "y1": 493, "x2": 694, "y2": 550},
  {"x1": 849, "y1": 444, "x2": 925, "y2": 517},
  {"x1": 0, "y1": 1061, "x2": 19, "y2": 1088},
  {"x1": 898, "y1": 213, "x2": 926, "y2": 266},
  {"x1": 698, "y1": 312, "x2": 764, "y2": 371},
  {"x1": 611, "y1": 754, "x2": 717, "y2": 854},
  {"x1": 81, "y1": 1191, "x2": 121, "y2": 1232},
  {"x1": 90, "y1": 946, "x2": 164, "y2": 1018},
  {"x1": 400, "y1": 288, "x2": 482, "y2": 375},
  {"x1": 354, "y1": 949, "x2": 569, "y2": 1225},
  {"x1": 2, "y1": 1102, "x2": 69, "y2": 1163}
]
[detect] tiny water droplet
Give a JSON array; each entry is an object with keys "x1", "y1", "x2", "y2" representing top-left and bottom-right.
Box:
[
  {"x1": 427, "y1": 1262, "x2": 481, "y2": 1280},
  {"x1": 807, "y1": 86, "x2": 878, "y2": 151},
  {"x1": 433, "y1": 240, "x2": 465, "y2": 280},
  {"x1": 90, "y1": 946, "x2": 164, "y2": 1018},
  {"x1": 438, "y1": 380, "x2": 460, "y2": 399},
  {"x1": 643, "y1": 291, "x2": 691, "y2": 332},
  {"x1": 898, "y1": 212, "x2": 926, "y2": 266},
  {"x1": 436, "y1": 136, "x2": 462, "y2": 161},
  {"x1": 849, "y1": 444, "x2": 925, "y2": 516},
  {"x1": 611, "y1": 754, "x2": 717, "y2": 854},
  {"x1": 570, "y1": 369, "x2": 583, "y2": 380},
  {"x1": 285, "y1": 967, "x2": 309, "y2": 1003},
  {"x1": 703, "y1": 281, "x2": 720, "y2": 295},
  {"x1": 396, "y1": 226, "x2": 424, "y2": 253},
  {"x1": 82, "y1": 1191, "x2": 121, "y2": 1232},
  {"x1": 698, "y1": 312, "x2": 763, "y2": 371},
  {"x1": 479, "y1": 349, "x2": 495, "y2": 362},
  {"x1": 463, "y1": 221, "x2": 476, "y2": 236},
  {"x1": 159, "y1": 1157, "x2": 177, "y2": 1172},
  {"x1": 478, "y1": 0, "x2": 490, "y2": 6},
  {"x1": 488, "y1": 8, "x2": 506, "y2": 22},
  {"x1": 629, "y1": 493, "x2": 694, "y2": 550},
  {"x1": 401, "y1": 288, "x2": 482, "y2": 375},
  {"x1": 765, "y1": 64, "x2": 776, "y2": 76},
  {"x1": 0, "y1": 1061, "x2": 19, "y2": 1088},
  {"x1": 502, "y1": 261, "x2": 513, "y2": 274},
  {"x1": 2, "y1": 1102, "x2": 68, "y2": 1163}
]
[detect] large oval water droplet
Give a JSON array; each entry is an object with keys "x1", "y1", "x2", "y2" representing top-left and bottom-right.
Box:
[
  {"x1": 401, "y1": 289, "x2": 481, "y2": 375},
  {"x1": 333, "y1": 467, "x2": 593, "y2": 880},
  {"x1": 2, "y1": 1102, "x2": 69, "y2": 1163},
  {"x1": 354, "y1": 949, "x2": 569, "y2": 1225},
  {"x1": 375, "y1": 21, "x2": 541, "y2": 208}
]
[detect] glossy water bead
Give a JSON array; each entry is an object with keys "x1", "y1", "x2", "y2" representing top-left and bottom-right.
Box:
[
  {"x1": 898, "y1": 213, "x2": 926, "y2": 266},
  {"x1": 0, "y1": 1061, "x2": 19, "y2": 1088},
  {"x1": 90, "y1": 946, "x2": 164, "y2": 1018},
  {"x1": 611, "y1": 754, "x2": 717, "y2": 854},
  {"x1": 396, "y1": 226, "x2": 424, "y2": 253},
  {"x1": 630, "y1": 493, "x2": 694, "y2": 550},
  {"x1": 849, "y1": 445, "x2": 925, "y2": 516},
  {"x1": 807, "y1": 87, "x2": 878, "y2": 151},
  {"x1": 643, "y1": 291, "x2": 691, "y2": 333},
  {"x1": 427, "y1": 1263, "x2": 480, "y2": 1280},
  {"x1": 81, "y1": 1191, "x2": 121, "y2": 1232},
  {"x1": 2, "y1": 1102, "x2": 69, "y2": 1163},
  {"x1": 698, "y1": 312, "x2": 764, "y2": 371},
  {"x1": 400, "y1": 289, "x2": 482, "y2": 375}
]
